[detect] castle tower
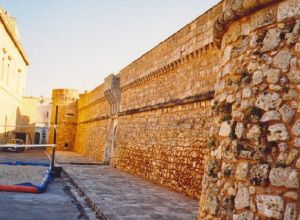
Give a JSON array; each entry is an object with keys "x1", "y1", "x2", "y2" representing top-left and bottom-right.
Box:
[{"x1": 48, "y1": 89, "x2": 79, "y2": 151}]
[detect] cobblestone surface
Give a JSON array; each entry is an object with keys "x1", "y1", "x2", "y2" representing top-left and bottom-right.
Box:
[{"x1": 63, "y1": 165, "x2": 199, "y2": 220}]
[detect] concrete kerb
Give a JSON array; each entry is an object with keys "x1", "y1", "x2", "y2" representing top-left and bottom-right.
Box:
[
  {"x1": 45, "y1": 150, "x2": 107, "y2": 219},
  {"x1": 62, "y1": 167, "x2": 109, "y2": 220}
]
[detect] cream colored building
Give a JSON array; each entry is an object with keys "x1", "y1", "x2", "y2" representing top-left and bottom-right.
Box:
[
  {"x1": 0, "y1": 7, "x2": 30, "y2": 144},
  {"x1": 35, "y1": 98, "x2": 52, "y2": 144}
]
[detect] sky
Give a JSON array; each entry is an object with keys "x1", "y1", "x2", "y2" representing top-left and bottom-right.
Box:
[{"x1": 0, "y1": 0, "x2": 219, "y2": 97}]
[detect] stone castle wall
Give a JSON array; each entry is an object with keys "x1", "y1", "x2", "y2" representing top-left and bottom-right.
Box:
[
  {"x1": 199, "y1": 0, "x2": 300, "y2": 219},
  {"x1": 74, "y1": 85, "x2": 110, "y2": 162},
  {"x1": 53, "y1": 0, "x2": 300, "y2": 218},
  {"x1": 49, "y1": 89, "x2": 79, "y2": 151},
  {"x1": 112, "y1": 100, "x2": 211, "y2": 198},
  {"x1": 113, "y1": 17, "x2": 222, "y2": 197}
]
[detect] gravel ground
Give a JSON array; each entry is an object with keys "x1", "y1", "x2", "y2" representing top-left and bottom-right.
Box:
[{"x1": 0, "y1": 165, "x2": 47, "y2": 185}]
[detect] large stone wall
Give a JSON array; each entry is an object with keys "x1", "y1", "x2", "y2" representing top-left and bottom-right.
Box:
[
  {"x1": 110, "y1": 3, "x2": 224, "y2": 198},
  {"x1": 74, "y1": 85, "x2": 110, "y2": 162},
  {"x1": 199, "y1": 0, "x2": 300, "y2": 219},
  {"x1": 53, "y1": 0, "x2": 300, "y2": 218},
  {"x1": 112, "y1": 100, "x2": 211, "y2": 198}
]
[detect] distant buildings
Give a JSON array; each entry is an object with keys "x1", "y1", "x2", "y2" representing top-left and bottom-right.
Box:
[
  {"x1": 35, "y1": 98, "x2": 52, "y2": 144},
  {"x1": 0, "y1": 7, "x2": 51, "y2": 145}
]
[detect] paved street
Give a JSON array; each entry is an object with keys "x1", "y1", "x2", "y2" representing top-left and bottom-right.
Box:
[
  {"x1": 64, "y1": 165, "x2": 199, "y2": 220},
  {"x1": 0, "y1": 149, "x2": 199, "y2": 220},
  {"x1": 0, "y1": 149, "x2": 89, "y2": 220}
]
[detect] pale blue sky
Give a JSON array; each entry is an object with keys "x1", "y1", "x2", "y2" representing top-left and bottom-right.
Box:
[{"x1": 0, "y1": 0, "x2": 219, "y2": 97}]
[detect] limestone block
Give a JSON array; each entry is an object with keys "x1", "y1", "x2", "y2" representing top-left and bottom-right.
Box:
[
  {"x1": 233, "y1": 211, "x2": 254, "y2": 220},
  {"x1": 236, "y1": 161, "x2": 249, "y2": 180},
  {"x1": 250, "y1": 6, "x2": 276, "y2": 31},
  {"x1": 242, "y1": 87, "x2": 252, "y2": 98},
  {"x1": 279, "y1": 104, "x2": 295, "y2": 123},
  {"x1": 235, "y1": 187, "x2": 250, "y2": 210},
  {"x1": 267, "y1": 124, "x2": 289, "y2": 142},
  {"x1": 292, "y1": 120, "x2": 300, "y2": 136},
  {"x1": 247, "y1": 61, "x2": 259, "y2": 73},
  {"x1": 266, "y1": 68, "x2": 281, "y2": 84},
  {"x1": 261, "y1": 28, "x2": 281, "y2": 52},
  {"x1": 290, "y1": 57, "x2": 298, "y2": 69},
  {"x1": 294, "y1": 138, "x2": 300, "y2": 147},
  {"x1": 287, "y1": 69, "x2": 300, "y2": 84},
  {"x1": 226, "y1": 94, "x2": 236, "y2": 103},
  {"x1": 277, "y1": 0, "x2": 300, "y2": 21},
  {"x1": 223, "y1": 46, "x2": 232, "y2": 65},
  {"x1": 219, "y1": 121, "x2": 232, "y2": 137},
  {"x1": 249, "y1": 186, "x2": 256, "y2": 195},
  {"x1": 269, "y1": 84, "x2": 282, "y2": 91},
  {"x1": 247, "y1": 125, "x2": 261, "y2": 141},
  {"x1": 256, "y1": 195, "x2": 284, "y2": 219},
  {"x1": 252, "y1": 70, "x2": 264, "y2": 85},
  {"x1": 255, "y1": 92, "x2": 281, "y2": 111},
  {"x1": 286, "y1": 32, "x2": 298, "y2": 46},
  {"x1": 284, "y1": 203, "x2": 297, "y2": 220},
  {"x1": 269, "y1": 167, "x2": 299, "y2": 188},
  {"x1": 260, "y1": 110, "x2": 281, "y2": 122},
  {"x1": 283, "y1": 89, "x2": 297, "y2": 101},
  {"x1": 250, "y1": 163, "x2": 270, "y2": 186},
  {"x1": 206, "y1": 195, "x2": 219, "y2": 215},
  {"x1": 273, "y1": 51, "x2": 292, "y2": 72},
  {"x1": 235, "y1": 122, "x2": 245, "y2": 139}
]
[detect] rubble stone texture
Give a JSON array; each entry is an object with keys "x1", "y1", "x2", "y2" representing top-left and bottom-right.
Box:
[{"x1": 199, "y1": 0, "x2": 300, "y2": 219}]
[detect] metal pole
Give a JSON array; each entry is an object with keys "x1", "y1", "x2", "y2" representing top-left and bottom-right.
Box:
[{"x1": 51, "y1": 106, "x2": 58, "y2": 171}]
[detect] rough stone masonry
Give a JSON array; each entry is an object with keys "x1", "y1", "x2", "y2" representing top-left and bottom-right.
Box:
[{"x1": 50, "y1": 0, "x2": 300, "y2": 219}]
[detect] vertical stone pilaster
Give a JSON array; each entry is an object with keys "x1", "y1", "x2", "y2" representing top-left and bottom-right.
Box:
[
  {"x1": 200, "y1": 0, "x2": 300, "y2": 219},
  {"x1": 104, "y1": 74, "x2": 120, "y2": 164}
]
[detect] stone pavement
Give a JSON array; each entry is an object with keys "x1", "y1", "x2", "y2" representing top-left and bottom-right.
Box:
[
  {"x1": 53, "y1": 151, "x2": 102, "y2": 165},
  {"x1": 0, "y1": 149, "x2": 93, "y2": 220},
  {"x1": 0, "y1": 177, "x2": 88, "y2": 220},
  {"x1": 63, "y1": 165, "x2": 199, "y2": 220}
]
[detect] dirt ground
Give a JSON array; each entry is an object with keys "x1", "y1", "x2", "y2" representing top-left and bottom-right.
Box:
[{"x1": 0, "y1": 165, "x2": 47, "y2": 185}]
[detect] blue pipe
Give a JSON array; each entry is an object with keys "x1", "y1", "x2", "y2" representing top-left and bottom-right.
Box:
[{"x1": 1, "y1": 161, "x2": 53, "y2": 193}]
